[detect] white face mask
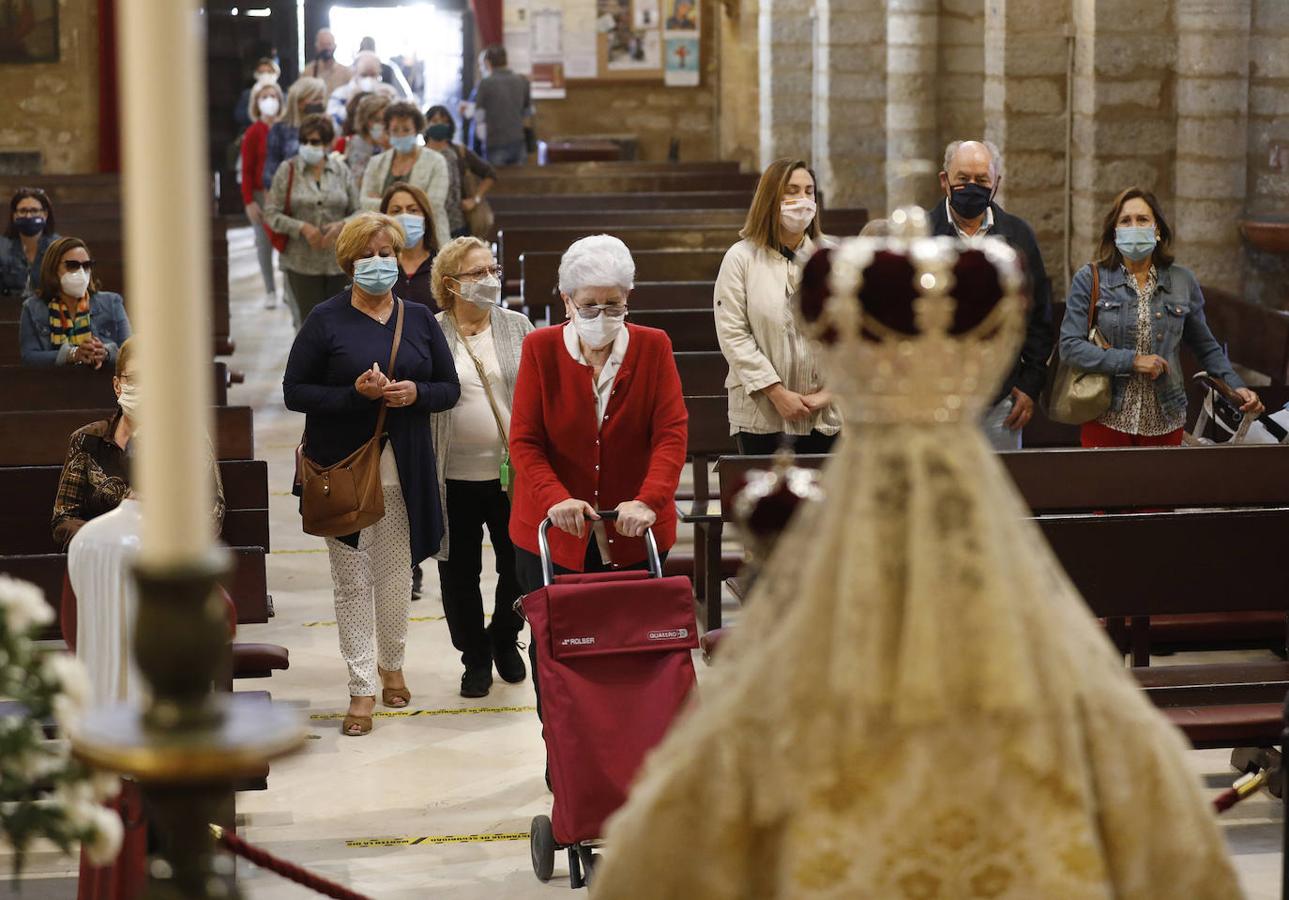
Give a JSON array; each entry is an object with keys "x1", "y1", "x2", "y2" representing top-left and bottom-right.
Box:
[
  {"x1": 570, "y1": 309, "x2": 624, "y2": 350},
  {"x1": 455, "y1": 274, "x2": 501, "y2": 308},
  {"x1": 369, "y1": 123, "x2": 385, "y2": 140},
  {"x1": 780, "y1": 198, "x2": 816, "y2": 234},
  {"x1": 357, "y1": 75, "x2": 379, "y2": 92},
  {"x1": 257, "y1": 95, "x2": 280, "y2": 118},
  {"x1": 117, "y1": 382, "x2": 141, "y2": 422},
  {"x1": 298, "y1": 144, "x2": 326, "y2": 166},
  {"x1": 61, "y1": 269, "x2": 91, "y2": 298}
]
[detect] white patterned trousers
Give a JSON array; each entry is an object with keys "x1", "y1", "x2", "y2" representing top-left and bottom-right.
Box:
[{"x1": 324, "y1": 484, "x2": 413, "y2": 697}]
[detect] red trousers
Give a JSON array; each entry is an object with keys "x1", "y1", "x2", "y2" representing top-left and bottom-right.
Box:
[{"x1": 1080, "y1": 421, "x2": 1184, "y2": 448}]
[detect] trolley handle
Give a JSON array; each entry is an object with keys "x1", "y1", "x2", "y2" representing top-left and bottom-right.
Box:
[
  {"x1": 537, "y1": 510, "x2": 663, "y2": 587},
  {"x1": 1194, "y1": 371, "x2": 1245, "y2": 410}
]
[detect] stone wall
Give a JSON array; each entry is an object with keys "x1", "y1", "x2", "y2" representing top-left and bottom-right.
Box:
[
  {"x1": 532, "y1": 0, "x2": 720, "y2": 162},
  {"x1": 1245, "y1": 0, "x2": 1289, "y2": 306},
  {"x1": 0, "y1": 0, "x2": 101, "y2": 174},
  {"x1": 719, "y1": 0, "x2": 761, "y2": 170}
]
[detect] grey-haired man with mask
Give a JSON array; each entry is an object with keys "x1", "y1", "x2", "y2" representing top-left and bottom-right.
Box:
[{"x1": 929, "y1": 139, "x2": 1053, "y2": 450}]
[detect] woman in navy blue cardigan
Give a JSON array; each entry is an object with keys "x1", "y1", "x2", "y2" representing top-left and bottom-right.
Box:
[{"x1": 283, "y1": 212, "x2": 460, "y2": 736}]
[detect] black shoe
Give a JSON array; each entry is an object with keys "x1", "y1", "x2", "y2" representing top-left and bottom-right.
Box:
[
  {"x1": 460, "y1": 666, "x2": 493, "y2": 698},
  {"x1": 492, "y1": 633, "x2": 527, "y2": 684},
  {"x1": 411, "y1": 564, "x2": 423, "y2": 601}
]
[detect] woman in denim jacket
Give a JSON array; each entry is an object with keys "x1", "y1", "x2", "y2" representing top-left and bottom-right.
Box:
[
  {"x1": 19, "y1": 237, "x2": 131, "y2": 367},
  {"x1": 1059, "y1": 187, "x2": 1261, "y2": 447}
]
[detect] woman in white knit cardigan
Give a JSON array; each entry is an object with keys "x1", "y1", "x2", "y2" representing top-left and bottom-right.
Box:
[{"x1": 360, "y1": 101, "x2": 451, "y2": 248}]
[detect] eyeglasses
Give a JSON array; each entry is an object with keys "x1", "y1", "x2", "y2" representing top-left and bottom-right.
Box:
[
  {"x1": 63, "y1": 260, "x2": 94, "y2": 272},
  {"x1": 453, "y1": 266, "x2": 502, "y2": 280},
  {"x1": 572, "y1": 303, "x2": 628, "y2": 320}
]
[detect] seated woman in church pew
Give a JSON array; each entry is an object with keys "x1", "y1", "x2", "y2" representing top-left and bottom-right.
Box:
[
  {"x1": 50, "y1": 337, "x2": 226, "y2": 549},
  {"x1": 19, "y1": 237, "x2": 131, "y2": 367},
  {"x1": 283, "y1": 212, "x2": 459, "y2": 737},
  {"x1": 1060, "y1": 187, "x2": 1262, "y2": 448},
  {"x1": 264, "y1": 113, "x2": 360, "y2": 329},
  {"x1": 380, "y1": 181, "x2": 439, "y2": 307},
  {"x1": 714, "y1": 158, "x2": 841, "y2": 455},
  {"x1": 0, "y1": 187, "x2": 59, "y2": 297}
]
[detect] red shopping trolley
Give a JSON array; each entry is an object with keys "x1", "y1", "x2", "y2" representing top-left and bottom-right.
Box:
[{"x1": 519, "y1": 512, "x2": 699, "y2": 888}]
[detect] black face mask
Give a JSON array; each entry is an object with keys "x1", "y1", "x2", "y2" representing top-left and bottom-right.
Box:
[
  {"x1": 302, "y1": 102, "x2": 325, "y2": 116},
  {"x1": 948, "y1": 182, "x2": 993, "y2": 220},
  {"x1": 317, "y1": 48, "x2": 334, "y2": 62},
  {"x1": 14, "y1": 216, "x2": 45, "y2": 237}
]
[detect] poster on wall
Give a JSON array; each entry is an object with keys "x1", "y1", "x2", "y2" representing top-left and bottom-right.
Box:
[
  {"x1": 505, "y1": 0, "x2": 533, "y2": 74},
  {"x1": 663, "y1": 36, "x2": 699, "y2": 86},
  {"x1": 564, "y1": 0, "x2": 599, "y2": 79},
  {"x1": 529, "y1": 4, "x2": 568, "y2": 98},
  {"x1": 598, "y1": 0, "x2": 662, "y2": 71},
  {"x1": 662, "y1": 0, "x2": 698, "y2": 86},
  {"x1": 0, "y1": 0, "x2": 59, "y2": 63}
]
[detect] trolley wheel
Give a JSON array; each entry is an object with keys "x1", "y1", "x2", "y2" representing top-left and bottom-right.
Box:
[{"x1": 530, "y1": 815, "x2": 556, "y2": 882}]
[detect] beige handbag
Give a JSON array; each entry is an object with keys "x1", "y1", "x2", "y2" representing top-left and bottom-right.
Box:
[
  {"x1": 298, "y1": 300, "x2": 404, "y2": 537},
  {"x1": 1041, "y1": 266, "x2": 1112, "y2": 425}
]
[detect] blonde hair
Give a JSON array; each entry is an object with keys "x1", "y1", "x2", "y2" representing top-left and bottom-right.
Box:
[
  {"x1": 335, "y1": 212, "x2": 406, "y2": 276},
  {"x1": 284, "y1": 76, "x2": 327, "y2": 127},
  {"x1": 115, "y1": 337, "x2": 136, "y2": 376},
  {"x1": 355, "y1": 93, "x2": 391, "y2": 137},
  {"x1": 430, "y1": 236, "x2": 490, "y2": 311},
  {"x1": 740, "y1": 158, "x2": 822, "y2": 250},
  {"x1": 249, "y1": 81, "x2": 284, "y2": 123}
]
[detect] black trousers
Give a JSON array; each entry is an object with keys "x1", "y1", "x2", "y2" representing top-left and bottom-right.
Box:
[
  {"x1": 514, "y1": 539, "x2": 666, "y2": 722},
  {"x1": 436, "y1": 479, "x2": 524, "y2": 670},
  {"x1": 735, "y1": 429, "x2": 838, "y2": 455}
]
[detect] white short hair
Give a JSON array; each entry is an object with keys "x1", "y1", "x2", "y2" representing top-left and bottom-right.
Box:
[
  {"x1": 558, "y1": 234, "x2": 636, "y2": 295},
  {"x1": 943, "y1": 139, "x2": 1004, "y2": 181}
]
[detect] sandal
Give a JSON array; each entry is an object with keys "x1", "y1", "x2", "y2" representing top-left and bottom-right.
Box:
[
  {"x1": 378, "y1": 666, "x2": 411, "y2": 708},
  {"x1": 342, "y1": 696, "x2": 375, "y2": 737}
]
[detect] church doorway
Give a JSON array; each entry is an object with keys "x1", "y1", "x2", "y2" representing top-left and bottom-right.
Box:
[{"x1": 325, "y1": 3, "x2": 466, "y2": 111}]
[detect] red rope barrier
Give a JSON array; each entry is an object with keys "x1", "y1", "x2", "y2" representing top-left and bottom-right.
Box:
[{"x1": 211, "y1": 826, "x2": 373, "y2": 900}]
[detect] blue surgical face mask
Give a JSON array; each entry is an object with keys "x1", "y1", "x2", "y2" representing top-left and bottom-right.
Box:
[
  {"x1": 390, "y1": 134, "x2": 418, "y2": 154},
  {"x1": 1115, "y1": 225, "x2": 1158, "y2": 262},
  {"x1": 298, "y1": 144, "x2": 326, "y2": 166},
  {"x1": 353, "y1": 254, "x2": 400, "y2": 294},
  {"x1": 397, "y1": 214, "x2": 425, "y2": 247}
]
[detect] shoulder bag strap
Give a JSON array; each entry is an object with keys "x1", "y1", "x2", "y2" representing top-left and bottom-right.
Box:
[
  {"x1": 372, "y1": 299, "x2": 405, "y2": 440},
  {"x1": 1087, "y1": 265, "x2": 1100, "y2": 330},
  {"x1": 285, "y1": 161, "x2": 295, "y2": 218},
  {"x1": 455, "y1": 320, "x2": 510, "y2": 448}
]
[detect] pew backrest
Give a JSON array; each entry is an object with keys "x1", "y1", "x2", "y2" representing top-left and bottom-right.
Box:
[{"x1": 0, "y1": 406, "x2": 254, "y2": 466}]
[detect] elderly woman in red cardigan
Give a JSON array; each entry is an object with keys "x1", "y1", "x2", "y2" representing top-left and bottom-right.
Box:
[{"x1": 509, "y1": 233, "x2": 689, "y2": 593}]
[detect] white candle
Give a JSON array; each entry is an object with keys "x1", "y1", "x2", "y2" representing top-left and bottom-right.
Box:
[{"x1": 116, "y1": 0, "x2": 214, "y2": 566}]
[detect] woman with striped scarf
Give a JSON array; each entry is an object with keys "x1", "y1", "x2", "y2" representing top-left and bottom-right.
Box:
[{"x1": 19, "y1": 237, "x2": 131, "y2": 367}]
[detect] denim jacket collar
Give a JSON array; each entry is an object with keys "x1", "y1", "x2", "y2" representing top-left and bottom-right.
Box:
[{"x1": 1099, "y1": 261, "x2": 1174, "y2": 297}]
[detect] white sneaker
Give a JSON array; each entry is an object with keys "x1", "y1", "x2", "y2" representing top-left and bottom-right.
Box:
[{"x1": 264, "y1": 293, "x2": 279, "y2": 309}]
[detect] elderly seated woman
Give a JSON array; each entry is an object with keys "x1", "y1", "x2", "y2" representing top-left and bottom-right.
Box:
[
  {"x1": 509, "y1": 235, "x2": 688, "y2": 730},
  {"x1": 20, "y1": 237, "x2": 131, "y2": 367},
  {"x1": 51, "y1": 337, "x2": 225, "y2": 549}
]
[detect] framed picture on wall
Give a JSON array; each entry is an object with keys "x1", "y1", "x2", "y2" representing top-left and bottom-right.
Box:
[{"x1": 0, "y1": 0, "x2": 60, "y2": 64}]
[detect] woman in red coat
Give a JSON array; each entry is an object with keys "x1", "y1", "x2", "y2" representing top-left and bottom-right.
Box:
[
  {"x1": 240, "y1": 80, "x2": 285, "y2": 309},
  {"x1": 509, "y1": 233, "x2": 688, "y2": 592}
]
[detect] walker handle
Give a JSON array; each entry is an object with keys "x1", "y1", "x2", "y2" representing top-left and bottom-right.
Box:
[{"x1": 537, "y1": 510, "x2": 663, "y2": 587}]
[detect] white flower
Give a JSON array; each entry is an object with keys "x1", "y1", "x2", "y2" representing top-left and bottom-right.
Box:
[
  {"x1": 54, "y1": 781, "x2": 96, "y2": 828},
  {"x1": 10, "y1": 744, "x2": 61, "y2": 780},
  {"x1": 90, "y1": 772, "x2": 122, "y2": 802},
  {"x1": 0, "y1": 575, "x2": 54, "y2": 633},
  {"x1": 52, "y1": 694, "x2": 85, "y2": 730},
  {"x1": 82, "y1": 804, "x2": 124, "y2": 866},
  {"x1": 44, "y1": 653, "x2": 93, "y2": 709}
]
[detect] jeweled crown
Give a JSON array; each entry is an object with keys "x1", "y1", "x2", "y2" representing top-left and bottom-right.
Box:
[{"x1": 797, "y1": 206, "x2": 1028, "y2": 425}]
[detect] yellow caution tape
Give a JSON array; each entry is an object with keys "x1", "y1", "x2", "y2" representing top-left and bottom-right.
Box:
[
  {"x1": 303, "y1": 614, "x2": 490, "y2": 627},
  {"x1": 345, "y1": 832, "x2": 528, "y2": 848},
  {"x1": 270, "y1": 548, "x2": 327, "y2": 555},
  {"x1": 310, "y1": 705, "x2": 535, "y2": 720}
]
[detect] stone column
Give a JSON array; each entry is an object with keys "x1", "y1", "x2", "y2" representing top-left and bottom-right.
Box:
[
  {"x1": 812, "y1": 0, "x2": 887, "y2": 214},
  {"x1": 983, "y1": 0, "x2": 1072, "y2": 292},
  {"x1": 1244, "y1": 0, "x2": 1289, "y2": 306},
  {"x1": 758, "y1": 0, "x2": 815, "y2": 166},
  {"x1": 1071, "y1": 0, "x2": 1176, "y2": 290},
  {"x1": 936, "y1": 0, "x2": 986, "y2": 155},
  {"x1": 1172, "y1": 0, "x2": 1252, "y2": 294},
  {"x1": 886, "y1": 0, "x2": 941, "y2": 208}
]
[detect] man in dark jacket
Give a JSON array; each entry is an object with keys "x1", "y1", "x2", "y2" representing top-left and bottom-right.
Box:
[{"x1": 928, "y1": 139, "x2": 1053, "y2": 449}]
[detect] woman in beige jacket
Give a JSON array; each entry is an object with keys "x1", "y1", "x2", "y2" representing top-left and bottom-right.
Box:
[{"x1": 714, "y1": 158, "x2": 841, "y2": 454}]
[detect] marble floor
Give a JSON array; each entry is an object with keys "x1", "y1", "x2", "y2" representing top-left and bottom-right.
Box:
[{"x1": 4, "y1": 226, "x2": 1284, "y2": 898}]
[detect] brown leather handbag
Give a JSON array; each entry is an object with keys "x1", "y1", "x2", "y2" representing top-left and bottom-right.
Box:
[{"x1": 298, "y1": 300, "x2": 405, "y2": 537}]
